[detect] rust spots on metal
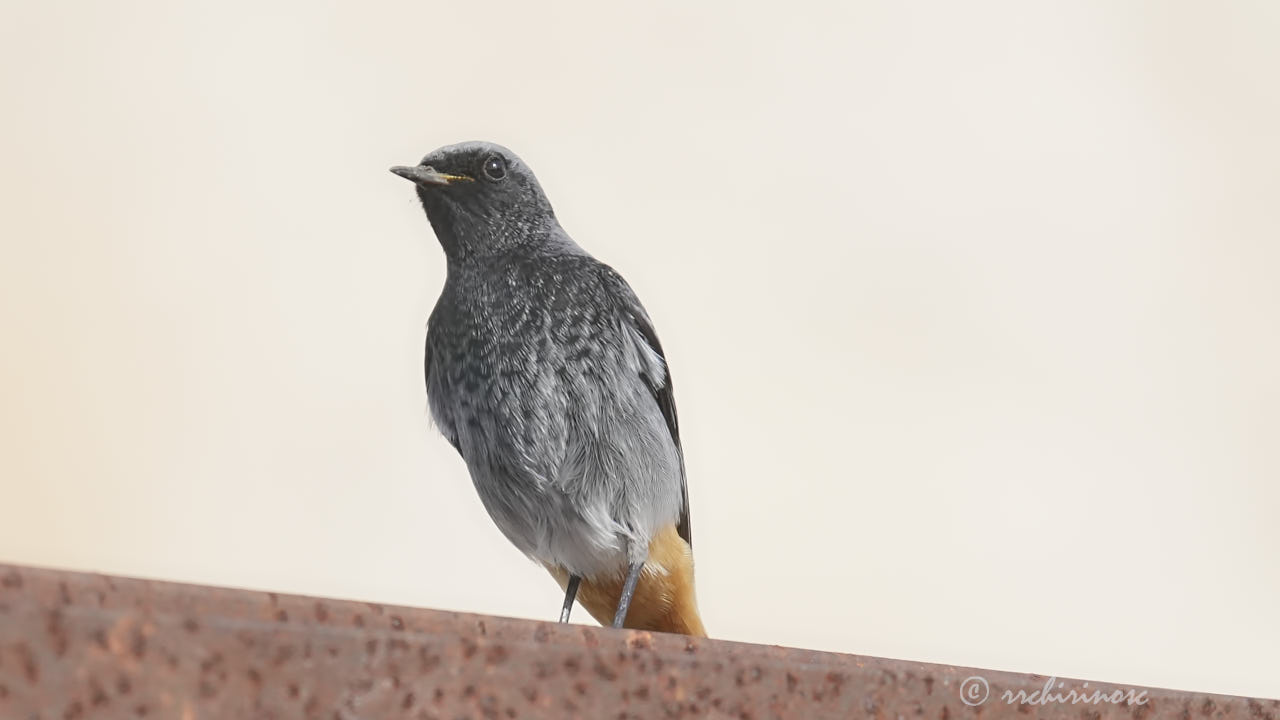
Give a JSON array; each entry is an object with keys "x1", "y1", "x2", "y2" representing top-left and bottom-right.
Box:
[{"x1": 0, "y1": 563, "x2": 1274, "y2": 718}]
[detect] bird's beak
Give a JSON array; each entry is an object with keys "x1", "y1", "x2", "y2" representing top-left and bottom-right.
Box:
[{"x1": 389, "y1": 165, "x2": 473, "y2": 187}]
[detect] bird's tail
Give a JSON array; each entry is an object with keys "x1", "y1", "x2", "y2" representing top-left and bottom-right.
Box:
[{"x1": 546, "y1": 524, "x2": 707, "y2": 637}]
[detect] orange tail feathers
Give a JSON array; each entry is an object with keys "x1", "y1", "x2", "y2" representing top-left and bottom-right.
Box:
[{"x1": 546, "y1": 524, "x2": 707, "y2": 637}]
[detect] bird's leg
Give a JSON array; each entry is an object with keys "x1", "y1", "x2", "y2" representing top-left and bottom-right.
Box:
[
  {"x1": 611, "y1": 561, "x2": 645, "y2": 628},
  {"x1": 559, "y1": 574, "x2": 581, "y2": 623}
]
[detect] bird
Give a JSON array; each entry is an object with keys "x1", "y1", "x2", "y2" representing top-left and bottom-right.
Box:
[{"x1": 390, "y1": 141, "x2": 706, "y2": 637}]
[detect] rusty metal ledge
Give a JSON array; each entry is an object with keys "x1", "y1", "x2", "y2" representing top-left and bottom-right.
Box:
[{"x1": 0, "y1": 563, "x2": 1274, "y2": 719}]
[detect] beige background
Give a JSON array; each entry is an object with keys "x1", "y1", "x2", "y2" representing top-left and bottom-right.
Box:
[{"x1": 2, "y1": 0, "x2": 1277, "y2": 700}]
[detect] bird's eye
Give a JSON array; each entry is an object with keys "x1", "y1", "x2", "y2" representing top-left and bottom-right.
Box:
[{"x1": 482, "y1": 155, "x2": 507, "y2": 181}]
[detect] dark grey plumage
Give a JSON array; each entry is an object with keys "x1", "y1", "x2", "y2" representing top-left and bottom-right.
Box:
[{"x1": 395, "y1": 142, "x2": 689, "y2": 581}]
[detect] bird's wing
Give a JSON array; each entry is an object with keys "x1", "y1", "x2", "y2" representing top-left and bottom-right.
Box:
[{"x1": 602, "y1": 267, "x2": 692, "y2": 548}]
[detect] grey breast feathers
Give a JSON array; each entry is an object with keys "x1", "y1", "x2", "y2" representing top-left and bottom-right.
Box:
[{"x1": 425, "y1": 254, "x2": 686, "y2": 575}]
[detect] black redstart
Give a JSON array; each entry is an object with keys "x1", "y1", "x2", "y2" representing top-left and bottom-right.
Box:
[{"x1": 391, "y1": 141, "x2": 705, "y2": 636}]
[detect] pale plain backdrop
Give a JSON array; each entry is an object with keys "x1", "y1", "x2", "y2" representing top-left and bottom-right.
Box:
[{"x1": 1, "y1": 0, "x2": 1278, "y2": 700}]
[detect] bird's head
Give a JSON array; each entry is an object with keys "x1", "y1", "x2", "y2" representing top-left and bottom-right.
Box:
[{"x1": 391, "y1": 141, "x2": 557, "y2": 260}]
